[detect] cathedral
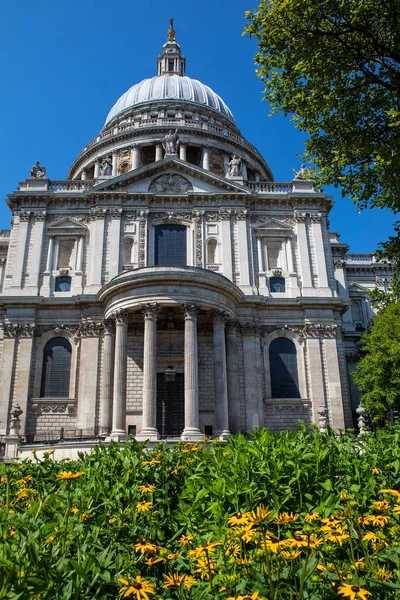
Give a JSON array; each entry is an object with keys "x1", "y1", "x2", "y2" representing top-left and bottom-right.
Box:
[{"x1": 0, "y1": 23, "x2": 391, "y2": 455}]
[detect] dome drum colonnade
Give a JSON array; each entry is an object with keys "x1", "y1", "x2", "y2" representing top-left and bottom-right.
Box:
[{"x1": 99, "y1": 265, "x2": 243, "y2": 441}]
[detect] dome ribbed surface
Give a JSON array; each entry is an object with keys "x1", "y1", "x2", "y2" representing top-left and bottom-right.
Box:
[{"x1": 105, "y1": 75, "x2": 236, "y2": 125}]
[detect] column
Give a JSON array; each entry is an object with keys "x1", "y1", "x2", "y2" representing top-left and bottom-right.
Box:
[
  {"x1": 0, "y1": 325, "x2": 18, "y2": 436},
  {"x1": 179, "y1": 143, "x2": 186, "y2": 161},
  {"x1": 46, "y1": 234, "x2": 55, "y2": 271},
  {"x1": 85, "y1": 209, "x2": 106, "y2": 293},
  {"x1": 237, "y1": 213, "x2": 252, "y2": 293},
  {"x1": 109, "y1": 310, "x2": 129, "y2": 440},
  {"x1": 311, "y1": 215, "x2": 330, "y2": 295},
  {"x1": 27, "y1": 212, "x2": 46, "y2": 293},
  {"x1": 77, "y1": 322, "x2": 101, "y2": 432},
  {"x1": 202, "y1": 146, "x2": 210, "y2": 170},
  {"x1": 181, "y1": 304, "x2": 203, "y2": 441},
  {"x1": 213, "y1": 312, "x2": 230, "y2": 440},
  {"x1": 242, "y1": 161, "x2": 248, "y2": 180},
  {"x1": 132, "y1": 145, "x2": 141, "y2": 170},
  {"x1": 323, "y1": 335, "x2": 346, "y2": 429},
  {"x1": 295, "y1": 214, "x2": 313, "y2": 295},
  {"x1": 112, "y1": 151, "x2": 118, "y2": 176},
  {"x1": 94, "y1": 160, "x2": 100, "y2": 179},
  {"x1": 108, "y1": 210, "x2": 122, "y2": 280},
  {"x1": 155, "y1": 143, "x2": 163, "y2": 161},
  {"x1": 99, "y1": 320, "x2": 114, "y2": 435},
  {"x1": 11, "y1": 211, "x2": 30, "y2": 290},
  {"x1": 220, "y1": 215, "x2": 233, "y2": 281},
  {"x1": 76, "y1": 235, "x2": 84, "y2": 271},
  {"x1": 226, "y1": 322, "x2": 241, "y2": 433},
  {"x1": 81, "y1": 169, "x2": 87, "y2": 181},
  {"x1": 306, "y1": 336, "x2": 326, "y2": 424},
  {"x1": 136, "y1": 303, "x2": 159, "y2": 441},
  {"x1": 242, "y1": 324, "x2": 264, "y2": 430}
]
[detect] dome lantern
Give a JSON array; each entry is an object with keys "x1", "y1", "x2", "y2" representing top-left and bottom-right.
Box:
[{"x1": 157, "y1": 18, "x2": 186, "y2": 77}]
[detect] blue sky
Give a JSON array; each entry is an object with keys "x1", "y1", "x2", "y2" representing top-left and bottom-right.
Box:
[{"x1": 0, "y1": 0, "x2": 396, "y2": 252}]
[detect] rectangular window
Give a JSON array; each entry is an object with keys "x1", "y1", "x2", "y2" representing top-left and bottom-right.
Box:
[
  {"x1": 267, "y1": 240, "x2": 283, "y2": 269},
  {"x1": 57, "y1": 239, "x2": 75, "y2": 269},
  {"x1": 168, "y1": 60, "x2": 174, "y2": 72},
  {"x1": 154, "y1": 224, "x2": 187, "y2": 267}
]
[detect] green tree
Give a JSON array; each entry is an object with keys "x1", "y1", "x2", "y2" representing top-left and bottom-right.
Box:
[
  {"x1": 244, "y1": 0, "x2": 400, "y2": 214},
  {"x1": 353, "y1": 303, "x2": 400, "y2": 419}
]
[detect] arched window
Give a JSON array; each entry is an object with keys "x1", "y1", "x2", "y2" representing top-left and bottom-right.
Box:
[
  {"x1": 154, "y1": 224, "x2": 187, "y2": 267},
  {"x1": 270, "y1": 277, "x2": 285, "y2": 293},
  {"x1": 207, "y1": 239, "x2": 218, "y2": 264},
  {"x1": 40, "y1": 337, "x2": 72, "y2": 398},
  {"x1": 269, "y1": 338, "x2": 300, "y2": 398}
]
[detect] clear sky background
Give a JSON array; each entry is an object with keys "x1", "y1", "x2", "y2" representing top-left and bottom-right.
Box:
[{"x1": 0, "y1": 0, "x2": 396, "y2": 252}]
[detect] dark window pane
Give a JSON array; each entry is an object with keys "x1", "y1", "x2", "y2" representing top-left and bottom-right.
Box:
[
  {"x1": 270, "y1": 277, "x2": 285, "y2": 292},
  {"x1": 55, "y1": 276, "x2": 71, "y2": 292},
  {"x1": 269, "y1": 338, "x2": 300, "y2": 398},
  {"x1": 154, "y1": 224, "x2": 187, "y2": 267},
  {"x1": 40, "y1": 337, "x2": 72, "y2": 398}
]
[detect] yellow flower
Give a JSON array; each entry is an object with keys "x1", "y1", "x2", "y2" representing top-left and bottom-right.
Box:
[
  {"x1": 223, "y1": 451, "x2": 230, "y2": 456},
  {"x1": 372, "y1": 500, "x2": 390, "y2": 511},
  {"x1": 264, "y1": 539, "x2": 282, "y2": 553},
  {"x1": 338, "y1": 583, "x2": 371, "y2": 599},
  {"x1": 81, "y1": 513, "x2": 89, "y2": 521},
  {"x1": 118, "y1": 576, "x2": 156, "y2": 599},
  {"x1": 363, "y1": 531, "x2": 379, "y2": 543},
  {"x1": 108, "y1": 517, "x2": 117, "y2": 524},
  {"x1": 140, "y1": 460, "x2": 160, "y2": 467},
  {"x1": 135, "y1": 501, "x2": 153, "y2": 514},
  {"x1": 171, "y1": 466, "x2": 186, "y2": 475},
  {"x1": 194, "y1": 556, "x2": 217, "y2": 579},
  {"x1": 305, "y1": 512, "x2": 320, "y2": 522},
  {"x1": 281, "y1": 550, "x2": 301, "y2": 560},
  {"x1": 379, "y1": 489, "x2": 400, "y2": 501},
  {"x1": 163, "y1": 573, "x2": 185, "y2": 588},
  {"x1": 371, "y1": 467, "x2": 381, "y2": 474},
  {"x1": 9, "y1": 528, "x2": 16, "y2": 536},
  {"x1": 393, "y1": 504, "x2": 400, "y2": 514},
  {"x1": 71, "y1": 507, "x2": 79, "y2": 514},
  {"x1": 183, "y1": 575, "x2": 197, "y2": 589},
  {"x1": 135, "y1": 540, "x2": 158, "y2": 555},
  {"x1": 16, "y1": 476, "x2": 32, "y2": 485},
  {"x1": 274, "y1": 512, "x2": 299, "y2": 525},
  {"x1": 376, "y1": 567, "x2": 392, "y2": 581},
  {"x1": 248, "y1": 504, "x2": 271, "y2": 525},
  {"x1": 167, "y1": 551, "x2": 181, "y2": 560},
  {"x1": 227, "y1": 512, "x2": 252, "y2": 526},
  {"x1": 363, "y1": 514, "x2": 391, "y2": 527},
  {"x1": 324, "y1": 532, "x2": 350, "y2": 545},
  {"x1": 144, "y1": 557, "x2": 164, "y2": 566},
  {"x1": 188, "y1": 540, "x2": 222, "y2": 559},
  {"x1": 56, "y1": 471, "x2": 84, "y2": 480},
  {"x1": 45, "y1": 534, "x2": 57, "y2": 544},
  {"x1": 178, "y1": 534, "x2": 194, "y2": 546},
  {"x1": 227, "y1": 593, "x2": 266, "y2": 600},
  {"x1": 138, "y1": 485, "x2": 156, "y2": 493}
]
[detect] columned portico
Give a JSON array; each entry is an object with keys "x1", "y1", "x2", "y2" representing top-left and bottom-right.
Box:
[
  {"x1": 136, "y1": 303, "x2": 159, "y2": 441},
  {"x1": 109, "y1": 310, "x2": 128, "y2": 440},
  {"x1": 181, "y1": 303, "x2": 203, "y2": 441},
  {"x1": 213, "y1": 311, "x2": 231, "y2": 440}
]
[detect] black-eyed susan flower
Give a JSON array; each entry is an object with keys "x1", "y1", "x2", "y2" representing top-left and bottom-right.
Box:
[
  {"x1": 193, "y1": 556, "x2": 217, "y2": 579},
  {"x1": 135, "y1": 501, "x2": 153, "y2": 514},
  {"x1": 138, "y1": 485, "x2": 156, "y2": 493},
  {"x1": 281, "y1": 550, "x2": 301, "y2": 560},
  {"x1": 371, "y1": 467, "x2": 381, "y2": 474},
  {"x1": 305, "y1": 512, "x2": 320, "y2": 523},
  {"x1": 135, "y1": 540, "x2": 158, "y2": 555},
  {"x1": 227, "y1": 593, "x2": 266, "y2": 600},
  {"x1": 363, "y1": 514, "x2": 391, "y2": 526},
  {"x1": 140, "y1": 460, "x2": 160, "y2": 467},
  {"x1": 118, "y1": 575, "x2": 156, "y2": 599},
  {"x1": 178, "y1": 534, "x2": 193, "y2": 546},
  {"x1": 379, "y1": 489, "x2": 400, "y2": 501},
  {"x1": 162, "y1": 573, "x2": 185, "y2": 588},
  {"x1": 337, "y1": 583, "x2": 371, "y2": 599},
  {"x1": 227, "y1": 512, "x2": 252, "y2": 526},
  {"x1": 248, "y1": 504, "x2": 271, "y2": 525},
  {"x1": 182, "y1": 575, "x2": 197, "y2": 589},
  {"x1": 188, "y1": 540, "x2": 222, "y2": 559},
  {"x1": 56, "y1": 471, "x2": 84, "y2": 480},
  {"x1": 372, "y1": 500, "x2": 390, "y2": 511},
  {"x1": 144, "y1": 557, "x2": 164, "y2": 566},
  {"x1": 274, "y1": 512, "x2": 299, "y2": 525},
  {"x1": 376, "y1": 567, "x2": 392, "y2": 581}
]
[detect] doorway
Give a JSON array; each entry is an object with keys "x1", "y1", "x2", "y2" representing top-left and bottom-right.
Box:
[{"x1": 156, "y1": 373, "x2": 185, "y2": 437}]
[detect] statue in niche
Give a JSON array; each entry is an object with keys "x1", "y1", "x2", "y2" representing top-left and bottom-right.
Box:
[
  {"x1": 162, "y1": 129, "x2": 179, "y2": 155},
  {"x1": 228, "y1": 155, "x2": 242, "y2": 177},
  {"x1": 100, "y1": 156, "x2": 112, "y2": 176},
  {"x1": 292, "y1": 163, "x2": 310, "y2": 180},
  {"x1": 30, "y1": 161, "x2": 46, "y2": 178}
]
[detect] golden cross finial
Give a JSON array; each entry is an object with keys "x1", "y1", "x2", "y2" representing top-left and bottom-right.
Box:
[{"x1": 168, "y1": 17, "x2": 175, "y2": 41}]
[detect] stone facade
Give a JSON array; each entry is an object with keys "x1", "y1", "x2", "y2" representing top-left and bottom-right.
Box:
[{"x1": 0, "y1": 28, "x2": 390, "y2": 450}]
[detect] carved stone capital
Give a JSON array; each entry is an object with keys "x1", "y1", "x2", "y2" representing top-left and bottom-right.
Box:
[
  {"x1": 309, "y1": 213, "x2": 322, "y2": 223},
  {"x1": 294, "y1": 213, "x2": 307, "y2": 223},
  {"x1": 33, "y1": 211, "x2": 46, "y2": 222},
  {"x1": 183, "y1": 303, "x2": 199, "y2": 320},
  {"x1": 305, "y1": 323, "x2": 338, "y2": 339},
  {"x1": 89, "y1": 208, "x2": 107, "y2": 221},
  {"x1": 79, "y1": 319, "x2": 104, "y2": 337},
  {"x1": 102, "y1": 319, "x2": 115, "y2": 335},
  {"x1": 113, "y1": 309, "x2": 129, "y2": 325},
  {"x1": 2, "y1": 322, "x2": 35, "y2": 338},
  {"x1": 18, "y1": 210, "x2": 31, "y2": 222},
  {"x1": 110, "y1": 208, "x2": 123, "y2": 220},
  {"x1": 235, "y1": 209, "x2": 248, "y2": 220},
  {"x1": 241, "y1": 321, "x2": 261, "y2": 335},
  {"x1": 212, "y1": 310, "x2": 229, "y2": 326},
  {"x1": 141, "y1": 303, "x2": 158, "y2": 319},
  {"x1": 333, "y1": 260, "x2": 345, "y2": 268}
]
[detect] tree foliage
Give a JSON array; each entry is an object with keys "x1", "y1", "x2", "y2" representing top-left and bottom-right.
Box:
[
  {"x1": 244, "y1": 0, "x2": 400, "y2": 212},
  {"x1": 353, "y1": 303, "x2": 400, "y2": 418}
]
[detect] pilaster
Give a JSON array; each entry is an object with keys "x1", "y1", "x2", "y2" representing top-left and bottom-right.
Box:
[
  {"x1": 77, "y1": 320, "x2": 101, "y2": 432},
  {"x1": 85, "y1": 209, "x2": 106, "y2": 293}
]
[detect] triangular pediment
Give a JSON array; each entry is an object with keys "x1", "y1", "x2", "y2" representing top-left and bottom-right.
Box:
[
  {"x1": 48, "y1": 217, "x2": 87, "y2": 231},
  {"x1": 254, "y1": 218, "x2": 294, "y2": 234},
  {"x1": 348, "y1": 283, "x2": 370, "y2": 293},
  {"x1": 92, "y1": 156, "x2": 251, "y2": 195}
]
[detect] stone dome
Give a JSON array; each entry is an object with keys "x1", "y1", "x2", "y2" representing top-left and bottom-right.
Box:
[{"x1": 104, "y1": 75, "x2": 236, "y2": 126}]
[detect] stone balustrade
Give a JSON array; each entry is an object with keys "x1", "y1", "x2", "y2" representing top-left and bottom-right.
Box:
[
  {"x1": 245, "y1": 181, "x2": 293, "y2": 193},
  {"x1": 48, "y1": 180, "x2": 95, "y2": 192},
  {"x1": 345, "y1": 253, "x2": 377, "y2": 263}
]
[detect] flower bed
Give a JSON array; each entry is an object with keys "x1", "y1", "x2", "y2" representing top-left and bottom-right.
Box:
[{"x1": 1, "y1": 426, "x2": 400, "y2": 599}]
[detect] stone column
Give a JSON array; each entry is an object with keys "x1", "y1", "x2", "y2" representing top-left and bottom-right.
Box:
[
  {"x1": 155, "y1": 143, "x2": 163, "y2": 161},
  {"x1": 202, "y1": 146, "x2": 210, "y2": 170},
  {"x1": 242, "y1": 324, "x2": 264, "y2": 430},
  {"x1": 237, "y1": 212, "x2": 252, "y2": 293},
  {"x1": 295, "y1": 213, "x2": 313, "y2": 295},
  {"x1": 11, "y1": 211, "x2": 30, "y2": 290},
  {"x1": 136, "y1": 303, "x2": 159, "y2": 441},
  {"x1": 226, "y1": 322, "x2": 241, "y2": 433},
  {"x1": 132, "y1": 145, "x2": 141, "y2": 170},
  {"x1": 81, "y1": 169, "x2": 87, "y2": 181},
  {"x1": 75, "y1": 235, "x2": 84, "y2": 271},
  {"x1": 109, "y1": 310, "x2": 129, "y2": 440},
  {"x1": 242, "y1": 161, "x2": 248, "y2": 180},
  {"x1": 306, "y1": 336, "x2": 326, "y2": 424},
  {"x1": 7, "y1": 323, "x2": 35, "y2": 437},
  {"x1": 108, "y1": 209, "x2": 122, "y2": 280},
  {"x1": 220, "y1": 213, "x2": 233, "y2": 281},
  {"x1": 213, "y1": 312, "x2": 230, "y2": 440},
  {"x1": 25, "y1": 212, "x2": 45, "y2": 292},
  {"x1": 179, "y1": 143, "x2": 186, "y2": 161},
  {"x1": 99, "y1": 320, "x2": 114, "y2": 435},
  {"x1": 323, "y1": 333, "x2": 346, "y2": 429},
  {"x1": 94, "y1": 160, "x2": 100, "y2": 179},
  {"x1": 112, "y1": 151, "x2": 118, "y2": 176},
  {"x1": 181, "y1": 304, "x2": 203, "y2": 441},
  {"x1": 46, "y1": 234, "x2": 55, "y2": 271}
]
